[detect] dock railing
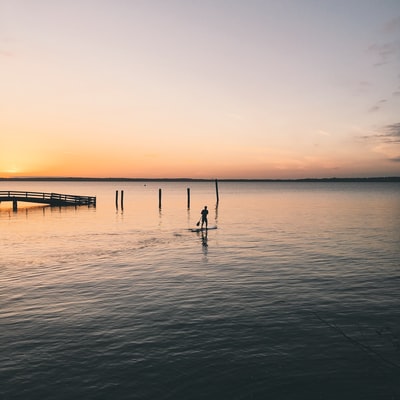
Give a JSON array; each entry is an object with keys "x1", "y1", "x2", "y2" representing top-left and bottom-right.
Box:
[{"x1": 0, "y1": 190, "x2": 96, "y2": 207}]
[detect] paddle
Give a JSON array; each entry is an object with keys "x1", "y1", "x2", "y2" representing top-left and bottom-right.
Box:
[{"x1": 196, "y1": 218, "x2": 201, "y2": 227}]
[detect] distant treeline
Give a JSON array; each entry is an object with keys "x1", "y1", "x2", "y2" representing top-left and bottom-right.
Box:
[{"x1": 1, "y1": 177, "x2": 399, "y2": 182}]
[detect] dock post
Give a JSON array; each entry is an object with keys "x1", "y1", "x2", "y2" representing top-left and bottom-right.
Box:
[
  {"x1": 121, "y1": 190, "x2": 124, "y2": 210},
  {"x1": 159, "y1": 188, "x2": 162, "y2": 209},
  {"x1": 115, "y1": 190, "x2": 119, "y2": 209},
  {"x1": 215, "y1": 179, "x2": 219, "y2": 204},
  {"x1": 13, "y1": 197, "x2": 17, "y2": 212},
  {"x1": 187, "y1": 187, "x2": 190, "y2": 209}
]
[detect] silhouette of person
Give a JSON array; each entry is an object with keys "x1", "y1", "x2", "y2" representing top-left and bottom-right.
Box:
[{"x1": 200, "y1": 205, "x2": 208, "y2": 229}]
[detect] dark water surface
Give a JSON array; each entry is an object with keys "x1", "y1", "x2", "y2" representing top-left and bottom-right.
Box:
[{"x1": 1, "y1": 181, "x2": 399, "y2": 399}]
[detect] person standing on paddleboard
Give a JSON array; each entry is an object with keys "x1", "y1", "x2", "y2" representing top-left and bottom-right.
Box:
[{"x1": 200, "y1": 206, "x2": 208, "y2": 229}]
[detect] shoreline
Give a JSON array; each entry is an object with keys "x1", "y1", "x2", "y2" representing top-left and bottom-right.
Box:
[{"x1": 1, "y1": 177, "x2": 399, "y2": 183}]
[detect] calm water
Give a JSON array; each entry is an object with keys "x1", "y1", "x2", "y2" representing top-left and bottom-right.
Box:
[{"x1": 1, "y1": 181, "x2": 399, "y2": 399}]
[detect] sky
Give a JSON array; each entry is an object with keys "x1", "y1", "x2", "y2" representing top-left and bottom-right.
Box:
[{"x1": 1, "y1": 0, "x2": 400, "y2": 179}]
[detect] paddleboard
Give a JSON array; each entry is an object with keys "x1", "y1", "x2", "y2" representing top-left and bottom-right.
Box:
[{"x1": 190, "y1": 226, "x2": 217, "y2": 232}]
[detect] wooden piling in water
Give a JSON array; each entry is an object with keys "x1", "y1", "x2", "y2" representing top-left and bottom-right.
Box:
[
  {"x1": 121, "y1": 190, "x2": 124, "y2": 209},
  {"x1": 159, "y1": 188, "x2": 162, "y2": 209},
  {"x1": 187, "y1": 188, "x2": 190, "y2": 209},
  {"x1": 13, "y1": 197, "x2": 17, "y2": 212},
  {"x1": 215, "y1": 179, "x2": 219, "y2": 204},
  {"x1": 115, "y1": 190, "x2": 119, "y2": 209}
]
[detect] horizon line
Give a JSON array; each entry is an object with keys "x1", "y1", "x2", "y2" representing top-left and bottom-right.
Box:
[{"x1": 1, "y1": 176, "x2": 399, "y2": 182}]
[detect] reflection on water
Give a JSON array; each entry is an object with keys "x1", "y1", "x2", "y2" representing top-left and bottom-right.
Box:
[
  {"x1": 201, "y1": 230, "x2": 208, "y2": 248},
  {"x1": 1, "y1": 181, "x2": 399, "y2": 399}
]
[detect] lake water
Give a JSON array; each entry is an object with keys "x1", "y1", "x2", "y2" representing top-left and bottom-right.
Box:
[{"x1": 1, "y1": 181, "x2": 399, "y2": 399}]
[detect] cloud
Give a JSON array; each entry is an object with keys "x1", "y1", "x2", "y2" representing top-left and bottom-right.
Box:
[
  {"x1": 0, "y1": 50, "x2": 13, "y2": 57},
  {"x1": 383, "y1": 16, "x2": 400, "y2": 33},
  {"x1": 360, "y1": 123, "x2": 400, "y2": 162},
  {"x1": 369, "y1": 17, "x2": 400, "y2": 67},
  {"x1": 368, "y1": 99, "x2": 387, "y2": 113},
  {"x1": 368, "y1": 41, "x2": 400, "y2": 66},
  {"x1": 226, "y1": 112, "x2": 244, "y2": 121},
  {"x1": 355, "y1": 80, "x2": 372, "y2": 95},
  {"x1": 361, "y1": 122, "x2": 400, "y2": 144},
  {"x1": 359, "y1": 81, "x2": 371, "y2": 88},
  {"x1": 383, "y1": 123, "x2": 400, "y2": 142},
  {"x1": 393, "y1": 91, "x2": 400, "y2": 97}
]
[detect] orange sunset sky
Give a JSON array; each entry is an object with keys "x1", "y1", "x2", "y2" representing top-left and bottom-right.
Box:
[{"x1": 1, "y1": 0, "x2": 400, "y2": 179}]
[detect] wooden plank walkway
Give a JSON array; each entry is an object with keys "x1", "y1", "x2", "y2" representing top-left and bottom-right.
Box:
[{"x1": 0, "y1": 190, "x2": 96, "y2": 209}]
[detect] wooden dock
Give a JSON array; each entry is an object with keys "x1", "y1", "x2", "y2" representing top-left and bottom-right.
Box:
[{"x1": 0, "y1": 190, "x2": 96, "y2": 210}]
